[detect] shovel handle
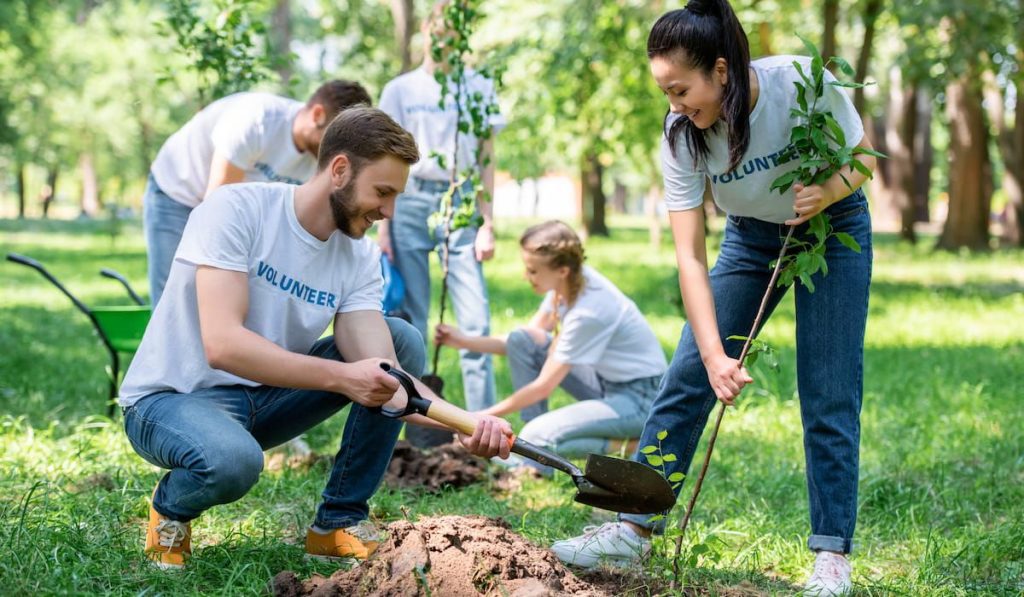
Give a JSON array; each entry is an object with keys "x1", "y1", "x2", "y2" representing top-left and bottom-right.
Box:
[{"x1": 378, "y1": 364, "x2": 516, "y2": 449}]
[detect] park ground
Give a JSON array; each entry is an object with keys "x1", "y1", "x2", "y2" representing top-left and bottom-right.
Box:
[{"x1": 0, "y1": 216, "x2": 1022, "y2": 595}]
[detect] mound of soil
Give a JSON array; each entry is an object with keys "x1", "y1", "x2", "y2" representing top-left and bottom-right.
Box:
[
  {"x1": 385, "y1": 440, "x2": 490, "y2": 492},
  {"x1": 271, "y1": 515, "x2": 607, "y2": 596}
]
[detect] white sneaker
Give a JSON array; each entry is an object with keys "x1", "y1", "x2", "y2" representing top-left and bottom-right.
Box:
[
  {"x1": 804, "y1": 550, "x2": 852, "y2": 595},
  {"x1": 550, "y1": 522, "x2": 651, "y2": 569}
]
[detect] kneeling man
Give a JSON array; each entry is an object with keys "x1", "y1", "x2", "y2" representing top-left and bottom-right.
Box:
[{"x1": 119, "y1": 107, "x2": 511, "y2": 569}]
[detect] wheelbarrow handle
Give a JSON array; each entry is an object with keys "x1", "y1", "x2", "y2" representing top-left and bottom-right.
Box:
[
  {"x1": 100, "y1": 268, "x2": 147, "y2": 306},
  {"x1": 6, "y1": 252, "x2": 92, "y2": 317}
]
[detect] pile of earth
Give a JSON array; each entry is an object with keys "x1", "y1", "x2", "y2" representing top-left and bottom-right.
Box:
[
  {"x1": 384, "y1": 440, "x2": 493, "y2": 492},
  {"x1": 271, "y1": 515, "x2": 607, "y2": 596}
]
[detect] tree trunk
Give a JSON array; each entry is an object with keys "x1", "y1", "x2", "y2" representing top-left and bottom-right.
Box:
[
  {"x1": 884, "y1": 72, "x2": 918, "y2": 243},
  {"x1": 41, "y1": 167, "x2": 58, "y2": 218},
  {"x1": 853, "y1": 0, "x2": 882, "y2": 114},
  {"x1": 822, "y1": 0, "x2": 839, "y2": 69},
  {"x1": 16, "y1": 162, "x2": 26, "y2": 219},
  {"x1": 912, "y1": 91, "x2": 932, "y2": 223},
  {"x1": 80, "y1": 153, "x2": 101, "y2": 217},
  {"x1": 390, "y1": 0, "x2": 416, "y2": 74},
  {"x1": 271, "y1": 0, "x2": 292, "y2": 86},
  {"x1": 938, "y1": 72, "x2": 991, "y2": 251},
  {"x1": 757, "y1": 22, "x2": 772, "y2": 56},
  {"x1": 580, "y1": 151, "x2": 609, "y2": 237},
  {"x1": 984, "y1": 9, "x2": 1024, "y2": 247},
  {"x1": 611, "y1": 180, "x2": 627, "y2": 213}
]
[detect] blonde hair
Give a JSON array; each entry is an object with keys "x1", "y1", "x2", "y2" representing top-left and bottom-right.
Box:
[{"x1": 519, "y1": 220, "x2": 586, "y2": 306}]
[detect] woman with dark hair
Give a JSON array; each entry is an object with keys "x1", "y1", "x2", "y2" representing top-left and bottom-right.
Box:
[
  {"x1": 435, "y1": 220, "x2": 666, "y2": 470},
  {"x1": 551, "y1": 1, "x2": 875, "y2": 594}
]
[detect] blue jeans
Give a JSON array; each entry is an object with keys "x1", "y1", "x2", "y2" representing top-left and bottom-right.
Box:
[
  {"x1": 142, "y1": 173, "x2": 193, "y2": 306},
  {"x1": 390, "y1": 178, "x2": 495, "y2": 411},
  {"x1": 502, "y1": 328, "x2": 661, "y2": 473},
  {"x1": 122, "y1": 317, "x2": 424, "y2": 528},
  {"x1": 621, "y1": 190, "x2": 872, "y2": 555}
]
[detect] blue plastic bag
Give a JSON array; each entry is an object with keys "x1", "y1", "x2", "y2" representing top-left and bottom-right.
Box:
[{"x1": 380, "y1": 255, "x2": 406, "y2": 315}]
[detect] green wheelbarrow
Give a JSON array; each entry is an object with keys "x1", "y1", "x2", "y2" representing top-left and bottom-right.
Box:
[{"x1": 6, "y1": 253, "x2": 151, "y2": 416}]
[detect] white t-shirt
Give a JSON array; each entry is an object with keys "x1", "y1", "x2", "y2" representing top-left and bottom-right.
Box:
[
  {"x1": 541, "y1": 267, "x2": 667, "y2": 383},
  {"x1": 661, "y1": 55, "x2": 865, "y2": 223},
  {"x1": 150, "y1": 93, "x2": 317, "y2": 208},
  {"x1": 119, "y1": 182, "x2": 383, "y2": 406},
  {"x1": 379, "y1": 67, "x2": 506, "y2": 181}
]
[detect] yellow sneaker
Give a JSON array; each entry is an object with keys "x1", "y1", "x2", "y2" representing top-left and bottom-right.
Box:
[
  {"x1": 145, "y1": 502, "x2": 191, "y2": 569},
  {"x1": 304, "y1": 521, "x2": 383, "y2": 561}
]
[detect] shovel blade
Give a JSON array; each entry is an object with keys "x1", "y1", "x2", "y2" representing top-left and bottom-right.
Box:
[{"x1": 573, "y1": 454, "x2": 676, "y2": 515}]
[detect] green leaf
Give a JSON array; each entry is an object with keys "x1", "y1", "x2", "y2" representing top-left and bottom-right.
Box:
[
  {"x1": 656, "y1": 430, "x2": 668, "y2": 441},
  {"x1": 662, "y1": 453, "x2": 677, "y2": 462},
  {"x1": 799, "y1": 271, "x2": 816, "y2": 293},
  {"x1": 824, "y1": 114, "x2": 846, "y2": 147},
  {"x1": 851, "y1": 158, "x2": 873, "y2": 178},
  {"x1": 640, "y1": 445, "x2": 658, "y2": 454},
  {"x1": 745, "y1": 351, "x2": 759, "y2": 367},
  {"x1": 829, "y1": 80, "x2": 865, "y2": 89},
  {"x1": 668, "y1": 472, "x2": 685, "y2": 482},
  {"x1": 835, "y1": 232, "x2": 862, "y2": 253},
  {"x1": 645, "y1": 454, "x2": 664, "y2": 467},
  {"x1": 852, "y1": 146, "x2": 887, "y2": 158},
  {"x1": 831, "y1": 56, "x2": 855, "y2": 77},
  {"x1": 797, "y1": 34, "x2": 818, "y2": 62}
]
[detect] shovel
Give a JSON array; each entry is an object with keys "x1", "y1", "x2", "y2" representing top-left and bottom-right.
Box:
[{"x1": 377, "y1": 364, "x2": 675, "y2": 515}]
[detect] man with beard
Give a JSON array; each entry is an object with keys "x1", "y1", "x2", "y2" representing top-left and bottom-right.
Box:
[{"x1": 118, "y1": 107, "x2": 513, "y2": 570}]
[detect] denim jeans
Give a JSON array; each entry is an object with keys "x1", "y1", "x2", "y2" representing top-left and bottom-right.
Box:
[
  {"x1": 122, "y1": 317, "x2": 424, "y2": 529},
  {"x1": 142, "y1": 173, "x2": 193, "y2": 306},
  {"x1": 502, "y1": 328, "x2": 661, "y2": 474},
  {"x1": 620, "y1": 189, "x2": 872, "y2": 555},
  {"x1": 390, "y1": 178, "x2": 495, "y2": 411}
]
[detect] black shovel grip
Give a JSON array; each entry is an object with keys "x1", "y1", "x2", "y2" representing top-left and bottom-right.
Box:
[{"x1": 374, "y1": 363, "x2": 433, "y2": 418}]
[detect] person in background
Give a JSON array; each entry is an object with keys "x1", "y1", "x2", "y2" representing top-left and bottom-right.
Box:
[
  {"x1": 377, "y1": 0, "x2": 504, "y2": 411},
  {"x1": 144, "y1": 80, "x2": 371, "y2": 306},
  {"x1": 436, "y1": 220, "x2": 666, "y2": 472}
]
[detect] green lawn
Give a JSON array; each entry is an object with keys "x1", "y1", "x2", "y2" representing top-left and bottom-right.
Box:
[{"x1": 1, "y1": 216, "x2": 1022, "y2": 595}]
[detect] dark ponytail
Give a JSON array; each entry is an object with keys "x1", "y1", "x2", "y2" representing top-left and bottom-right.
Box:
[{"x1": 647, "y1": 0, "x2": 751, "y2": 172}]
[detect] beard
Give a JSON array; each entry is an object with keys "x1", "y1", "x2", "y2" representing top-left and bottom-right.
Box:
[{"x1": 329, "y1": 179, "x2": 364, "y2": 238}]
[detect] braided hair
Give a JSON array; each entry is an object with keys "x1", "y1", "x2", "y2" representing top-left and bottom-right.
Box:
[{"x1": 519, "y1": 220, "x2": 586, "y2": 307}]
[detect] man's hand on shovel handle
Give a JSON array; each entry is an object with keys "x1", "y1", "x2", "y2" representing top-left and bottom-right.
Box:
[{"x1": 458, "y1": 415, "x2": 513, "y2": 459}]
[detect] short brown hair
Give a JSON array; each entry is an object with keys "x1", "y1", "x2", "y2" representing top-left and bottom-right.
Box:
[
  {"x1": 317, "y1": 107, "x2": 420, "y2": 171},
  {"x1": 307, "y1": 80, "x2": 372, "y2": 122}
]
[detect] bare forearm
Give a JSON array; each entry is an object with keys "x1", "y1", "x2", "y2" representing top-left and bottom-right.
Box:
[
  {"x1": 824, "y1": 154, "x2": 875, "y2": 204},
  {"x1": 454, "y1": 334, "x2": 507, "y2": 355},
  {"x1": 678, "y1": 257, "x2": 725, "y2": 364},
  {"x1": 486, "y1": 382, "x2": 549, "y2": 417},
  {"x1": 204, "y1": 326, "x2": 348, "y2": 392}
]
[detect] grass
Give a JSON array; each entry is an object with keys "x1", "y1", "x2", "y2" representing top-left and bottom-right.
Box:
[{"x1": 1, "y1": 215, "x2": 1022, "y2": 595}]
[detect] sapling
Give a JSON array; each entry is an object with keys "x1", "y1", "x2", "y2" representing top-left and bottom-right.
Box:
[
  {"x1": 668, "y1": 37, "x2": 884, "y2": 586},
  {"x1": 421, "y1": 0, "x2": 504, "y2": 394}
]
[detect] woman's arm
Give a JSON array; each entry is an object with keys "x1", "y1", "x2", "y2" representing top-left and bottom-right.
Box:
[
  {"x1": 435, "y1": 323, "x2": 508, "y2": 355},
  {"x1": 670, "y1": 208, "x2": 752, "y2": 405},
  {"x1": 786, "y1": 134, "x2": 878, "y2": 226},
  {"x1": 480, "y1": 357, "x2": 572, "y2": 417}
]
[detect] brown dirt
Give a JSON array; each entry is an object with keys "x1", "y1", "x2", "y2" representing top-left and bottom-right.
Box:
[
  {"x1": 384, "y1": 440, "x2": 492, "y2": 492},
  {"x1": 271, "y1": 515, "x2": 608, "y2": 596}
]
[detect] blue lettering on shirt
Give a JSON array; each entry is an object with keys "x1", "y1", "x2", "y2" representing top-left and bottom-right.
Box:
[
  {"x1": 256, "y1": 261, "x2": 337, "y2": 308},
  {"x1": 710, "y1": 143, "x2": 798, "y2": 185},
  {"x1": 254, "y1": 162, "x2": 303, "y2": 185}
]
